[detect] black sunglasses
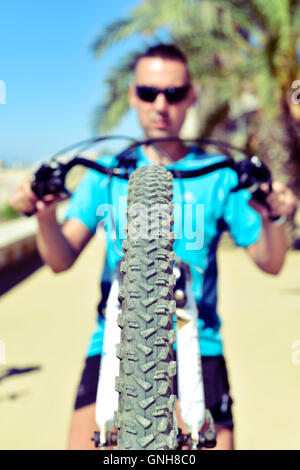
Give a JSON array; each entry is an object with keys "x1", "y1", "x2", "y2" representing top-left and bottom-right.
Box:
[{"x1": 135, "y1": 84, "x2": 191, "y2": 103}]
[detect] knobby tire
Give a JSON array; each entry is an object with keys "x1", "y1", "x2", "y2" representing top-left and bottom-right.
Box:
[{"x1": 115, "y1": 164, "x2": 177, "y2": 450}]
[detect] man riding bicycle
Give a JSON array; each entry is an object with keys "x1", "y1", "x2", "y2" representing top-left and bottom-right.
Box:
[{"x1": 10, "y1": 43, "x2": 297, "y2": 450}]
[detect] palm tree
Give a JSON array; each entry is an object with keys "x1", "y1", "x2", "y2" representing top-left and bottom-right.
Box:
[{"x1": 92, "y1": 0, "x2": 300, "y2": 192}]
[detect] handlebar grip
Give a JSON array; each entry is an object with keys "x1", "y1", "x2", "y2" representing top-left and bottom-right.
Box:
[
  {"x1": 251, "y1": 187, "x2": 271, "y2": 209},
  {"x1": 251, "y1": 183, "x2": 283, "y2": 222},
  {"x1": 20, "y1": 180, "x2": 44, "y2": 217},
  {"x1": 21, "y1": 162, "x2": 69, "y2": 217},
  {"x1": 22, "y1": 209, "x2": 37, "y2": 217}
]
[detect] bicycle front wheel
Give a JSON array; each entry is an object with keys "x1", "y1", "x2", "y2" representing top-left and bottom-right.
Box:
[{"x1": 115, "y1": 164, "x2": 177, "y2": 450}]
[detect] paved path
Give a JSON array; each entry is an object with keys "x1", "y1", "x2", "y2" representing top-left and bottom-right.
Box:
[
  {"x1": 219, "y1": 247, "x2": 300, "y2": 450},
  {"x1": 0, "y1": 203, "x2": 68, "y2": 269},
  {"x1": 0, "y1": 239, "x2": 299, "y2": 450},
  {"x1": 0, "y1": 236, "x2": 105, "y2": 450}
]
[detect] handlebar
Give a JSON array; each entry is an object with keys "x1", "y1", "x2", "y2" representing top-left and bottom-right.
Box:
[{"x1": 25, "y1": 136, "x2": 276, "y2": 218}]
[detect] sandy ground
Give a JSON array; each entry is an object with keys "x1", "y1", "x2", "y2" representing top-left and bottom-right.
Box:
[{"x1": 0, "y1": 237, "x2": 299, "y2": 450}]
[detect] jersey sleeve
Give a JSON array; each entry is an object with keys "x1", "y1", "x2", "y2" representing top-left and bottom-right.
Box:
[
  {"x1": 222, "y1": 172, "x2": 262, "y2": 248},
  {"x1": 64, "y1": 167, "x2": 109, "y2": 234}
]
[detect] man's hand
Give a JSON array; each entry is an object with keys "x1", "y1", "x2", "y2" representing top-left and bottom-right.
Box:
[
  {"x1": 10, "y1": 178, "x2": 65, "y2": 218},
  {"x1": 247, "y1": 181, "x2": 297, "y2": 275},
  {"x1": 249, "y1": 181, "x2": 298, "y2": 221}
]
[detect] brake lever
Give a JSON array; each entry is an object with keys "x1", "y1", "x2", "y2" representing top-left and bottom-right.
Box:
[
  {"x1": 23, "y1": 161, "x2": 69, "y2": 217},
  {"x1": 232, "y1": 155, "x2": 278, "y2": 212},
  {"x1": 232, "y1": 156, "x2": 285, "y2": 222}
]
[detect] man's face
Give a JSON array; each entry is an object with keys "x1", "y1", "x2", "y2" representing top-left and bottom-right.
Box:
[{"x1": 129, "y1": 57, "x2": 195, "y2": 139}]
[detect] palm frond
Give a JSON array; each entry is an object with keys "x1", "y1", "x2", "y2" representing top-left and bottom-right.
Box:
[
  {"x1": 252, "y1": 59, "x2": 281, "y2": 115},
  {"x1": 93, "y1": 94, "x2": 129, "y2": 134},
  {"x1": 92, "y1": 0, "x2": 200, "y2": 58},
  {"x1": 91, "y1": 0, "x2": 298, "y2": 128},
  {"x1": 209, "y1": 0, "x2": 260, "y2": 34},
  {"x1": 250, "y1": 0, "x2": 291, "y2": 50},
  {"x1": 92, "y1": 18, "x2": 145, "y2": 58},
  {"x1": 92, "y1": 51, "x2": 140, "y2": 132},
  {"x1": 292, "y1": 1, "x2": 300, "y2": 36}
]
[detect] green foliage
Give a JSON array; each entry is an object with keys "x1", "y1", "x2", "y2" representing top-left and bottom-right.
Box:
[
  {"x1": 92, "y1": 51, "x2": 140, "y2": 133},
  {"x1": 0, "y1": 203, "x2": 21, "y2": 221},
  {"x1": 92, "y1": 0, "x2": 300, "y2": 132}
]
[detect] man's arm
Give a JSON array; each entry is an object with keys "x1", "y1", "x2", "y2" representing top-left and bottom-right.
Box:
[
  {"x1": 36, "y1": 209, "x2": 93, "y2": 272},
  {"x1": 246, "y1": 182, "x2": 297, "y2": 275},
  {"x1": 10, "y1": 179, "x2": 93, "y2": 273},
  {"x1": 246, "y1": 222, "x2": 288, "y2": 274}
]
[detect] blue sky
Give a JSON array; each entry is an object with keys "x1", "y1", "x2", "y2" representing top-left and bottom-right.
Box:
[{"x1": 0, "y1": 0, "x2": 145, "y2": 166}]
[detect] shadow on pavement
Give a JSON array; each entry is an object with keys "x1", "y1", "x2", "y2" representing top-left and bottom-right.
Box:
[
  {"x1": 0, "y1": 366, "x2": 41, "y2": 403},
  {"x1": 0, "y1": 390, "x2": 29, "y2": 402},
  {"x1": 0, "y1": 250, "x2": 44, "y2": 296},
  {"x1": 0, "y1": 366, "x2": 41, "y2": 383}
]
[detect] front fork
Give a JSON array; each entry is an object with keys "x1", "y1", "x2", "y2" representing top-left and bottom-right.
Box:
[
  {"x1": 92, "y1": 260, "x2": 217, "y2": 450},
  {"x1": 177, "y1": 410, "x2": 216, "y2": 449},
  {"x1": 92, "y1": 409, "x2": 216, "y2": 449}
]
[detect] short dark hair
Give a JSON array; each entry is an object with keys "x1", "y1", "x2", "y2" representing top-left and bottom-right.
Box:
[{"x1": 134, "y1": 43, "x2": 188, "y2": 68}]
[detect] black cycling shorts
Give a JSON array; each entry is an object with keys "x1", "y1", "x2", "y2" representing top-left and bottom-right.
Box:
[{"x1": 73, "y1": 353, "x2": 234, "y2": 430}]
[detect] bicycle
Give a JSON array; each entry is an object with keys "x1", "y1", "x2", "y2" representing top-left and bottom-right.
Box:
[{"x1": 25, "y1": 135, "x2": 277, "y2": 450}]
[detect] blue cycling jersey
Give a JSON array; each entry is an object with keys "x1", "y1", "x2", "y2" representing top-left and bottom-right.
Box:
[{"x1": 65, "y1": 146, "x2": 262, "y2": 357}]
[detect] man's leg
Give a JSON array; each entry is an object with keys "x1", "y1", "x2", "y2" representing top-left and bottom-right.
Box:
[
  {"x1": 68, "y1": 354, "x2": 101, "y2": 450},
  {"x1": 68, "y1": 404, "x2": 98, "y2": 450},
  {"x1": 201, "y1": 355, "x2": 234, "y2": 449},
  {"x1": 175, "y1": 354, "x2": 235, "y2": 450},
  {"x1": 212, "y1": 425, "x2": 234, "y2": 450}
]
